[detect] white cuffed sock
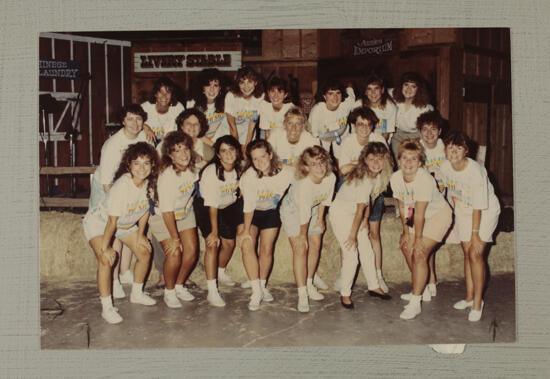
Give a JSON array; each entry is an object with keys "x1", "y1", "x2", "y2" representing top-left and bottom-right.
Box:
[
  {"x1": 175, "y1": 284, "x2": 184, "y2": 291},
  {"x1": 132, "y1": 282, "x2": 143, "y2": 295},
  {"x1": 217, "y1": 267, "x2": 226, "y2": 276},
  {"x1": 207, "y1": 279, "x2": 218, "y2": 293},
  {"x1": 164, "y1": 288, "x2": 175, "y2": 296},
  {"x1": 298, "y1": 286, "x2": 308, "y2": 297},
  {"x1": 250, "y1": 279, "x2": 261, "y2": 296},
  {"x1": 100, "y1": 295, "x2": 112, "y2": 311},
  {"x1": 410, "y1": 294, "x2": 422, "y2": 304},
  {"x1": 306, "y1": 278, "x2": 314, "y2": 288},
  {"x1": 260, "y1": 279, "x2": 267, "y2": 289}
]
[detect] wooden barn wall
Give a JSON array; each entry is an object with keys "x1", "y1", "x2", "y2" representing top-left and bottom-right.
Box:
[{"x1": 39, "y1": 35, "x2": 130, "y2": 198}]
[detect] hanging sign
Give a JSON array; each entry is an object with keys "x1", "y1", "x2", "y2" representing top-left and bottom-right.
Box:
[
  {"x1": 39, "y1": 59, "x2": 81, "y2": 79},
  {"x1": 134, "y1": 51, "x2": 241, "y2": 72},
  {"x1": 352, "y1": 38, "x2": 395, "y2": 56}
]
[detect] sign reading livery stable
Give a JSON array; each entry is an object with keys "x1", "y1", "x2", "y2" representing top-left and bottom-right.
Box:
[{"x1": 134, "y1": 51, "x2": 242, "y2": 72}]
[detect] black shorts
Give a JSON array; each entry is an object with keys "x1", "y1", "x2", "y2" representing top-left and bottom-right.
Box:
[
  {"x1": 194, "y1": 196, "x2": 244, "y2": 240},
  {"x1": 251, "y1": 208, "x2": 281, "y2": 230}
]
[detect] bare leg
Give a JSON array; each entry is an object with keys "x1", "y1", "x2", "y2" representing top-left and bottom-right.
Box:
[
  {"x1": 461, "y1": 241, "x2": 475, "y2": 302},
  {"x1": 289, "y1": 236, "x2": 307, "y2": 287},
  {"x1": 241, "y1": 226, "x2": 259, "y2": 281},
  {"x1": 411, "y1": 237, "x2": 439, "y2": 296},
  {"x1": 111, "y1": 238, "x2": 122, "y2": 280},
  {"x1": 467, "y1": 241, "x2": 487, "y2": 311},
  {"x1": 160, "y1": 239, "x2": 181, "y2": 290},
  {"x1": 120, "y1": 232, "x2": 152, "y2": 284},
  {"x1": 89, "y1": 236, "x2": 114, "y2": 298},
  {"x1": 120, "y1": 243, "x2": 132, "y2": 275},
  {"x1": 176, "y1": 228, "x2": 198, "y2": 285},
  {"x1": 401, "y1": 244, "x2": 413, "y2": 272},
  {"x1": 307, "y1": 233, "x2": 322, "y2": 280},
  {"x1": 218, "y1": 237, "x2": 236, "y2": 269},
  {"x1": 258, "y1": 227, "x2": 278, "y2": 280},
  {"x1": 204, "y1": 243, "x2": 218, "y2": 280}
]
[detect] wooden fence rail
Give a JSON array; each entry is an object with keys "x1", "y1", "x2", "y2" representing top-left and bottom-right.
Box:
[{"x1": 40, "y1": 166, "x2": 96, "y2": 208}]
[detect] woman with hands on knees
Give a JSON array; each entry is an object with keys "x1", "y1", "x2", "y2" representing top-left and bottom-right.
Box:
[
  {"x1": 390, "y1": 139, "x2": 452, "y2": 320},
  {"x1": 279, "y1": 146, "x2": 336, "y2": 312},
  {"x1": 237, "y1": 140, "x2": 293, "y2": 311},
  {"x1": 194, "y1": 135, "x2": 243, "y2": 306},
  {"x1": 148, "y1": 131, "x2": 199, "y2": 309},
  {"x1": 83, "y1": 142, "x2": 159, "y2": 324}
]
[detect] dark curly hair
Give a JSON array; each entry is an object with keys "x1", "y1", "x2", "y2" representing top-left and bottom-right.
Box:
[
  {"x1": 229, "y1": 66, "x2": 264, "y2": 98},
  {"x1": 119, "y1": 104, "x2": 147, "y2": 124},
  {"x1": 443, "y1": 130, "x2": 472, "y2": 154},
  {"x1": 315, "y1": 77, "x2": 349, "y2": 103},
  {"x1": 148, "y1": 77, "x2": 178, "y2": 106},
  {"x1": 265, "y1": 76, "x2": 291, "y2": 104},
  {"x1": 360, "y1": 74, "x2": 394, "y2": 109},
  {"x1": 113, "y1": 142, "x2": 159, "y2": 205},
  {"x1": 348, "y1": 107, "x2": 379, "y2": 130},
  {"x1": 416, "y1": 109, "x2": 445, "y2": 131},
  {"x1": 244, "y1": 139, "x2": 282, "y2": 178},
  {"x1": 160, "y1": 131, "x2": 198, "y2": 174},
  {"x1": 191, "y1": 68, "x2": 227, "y2": 113},
  {"x1": 175, "y1": 108, "x2": 208, "y2": 138},
  {"x1": 205, "y1": 135, "x2": 243, "y2": 181},
  {"x1": 392, "y1": 72, "x2": 431, "y2": 108}
]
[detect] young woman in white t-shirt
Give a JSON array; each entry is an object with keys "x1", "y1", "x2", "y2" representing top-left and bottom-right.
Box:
[
  {"x1": 194, "y1": 135, "x2": 243, "y2": 306},
  {"x1": 149, "y1": 131, "x2": 199, "y2": 309},
  {"x1": 237, "y1": 140, "x2": 293, "y2": 310},
  {"x1": 259, "y1": 76, "x2": 295, "y2": 140},
  {"x1": 224, "y1": 66, "x2": 264, "y2": 150},
  {"x1": 441, "y1": 131, "x2": 501, "y2": 322},
  {"x1": 390, "y1": 72, "x2": 434, "y2": 160},
  {"x1": 280, "y1": 146, "x2": 336, "y2": 312},
  {"x1": 185, "y1": 68, "x2": 228, "y2": 147},
  {"x1": 328, "y1": 142, "x2": 392, "y2": 309},
  {"x1": 355, "y1": 74, "x2": 396, "y2": 142},
  {"x1": 175, "y1": 108, "x2": 215, "y2": 168},
  {"x1": 83, "y1": 142, "x2": 159, "y2": 324},
  {"x1": 390, "y1": 139, "x2": 452, "y2": 320}
]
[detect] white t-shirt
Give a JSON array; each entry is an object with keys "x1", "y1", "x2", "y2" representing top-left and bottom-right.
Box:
[
  {"x1": 333, "y1": 176, "x2": 373, "y2": 214},
  {"x1": 94, "y1": 128, "x2": 148, "y2": 186},
  {"x1": 224, "y1": 92, "x2": 264, "y2": 144},
  {"x1": 336, "y1": 132, "x2": 388, "y2": 166},
  {"x1": 395, "y1": 102, "x2": 434, "y2": 133},
  {"x1": 239, "y1": 166, "x2": 293, "y2": 212},
  {"x1": 268, "y1": 128, "x2": 319, "y2": 167},
  {"x1": 440, "y1": 158, "x2": 499, "y2": 214},
  {"x1": 100, "y1": 173, "x2": 150, "y2": 231},
  {"x1": 308, "y1": 87, "x2": 356, "y2": 150},
  {"x1": 157, "y1": 166, "x2": 198, "y2": 220},
  {"x1": 199, "y1": 164, "x2": 239, "y2": 209},
  {"x1": 284, "y1": 173, "x2": 336, "y2": 225},
  {"x1": 390, "y1": 167, "x2": 448, "y2": 220},
  {"x1": 141, "y1": 101, "x2": 185, "y2": 141},
  {"x1": 420, "y1": 138, "x2": 446, "y2": 192},
  {"x1": 186, "y1": 99, "x2": 228, "y2": 141},
  {"x1": 259, "y1": 101, "x2": 295, "y2": 131},
  {"x1": 354, "y1": 99, "x2": 397, "y2": 135}
]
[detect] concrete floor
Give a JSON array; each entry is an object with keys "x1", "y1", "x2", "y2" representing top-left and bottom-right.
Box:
[{"x1": 40, "y1": 273, "x2": 515, "y2": 349}]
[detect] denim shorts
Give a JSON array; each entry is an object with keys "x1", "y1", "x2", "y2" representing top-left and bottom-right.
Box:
[{"x1": 368, "y1": 195, "x2": 384, "y2": 222}]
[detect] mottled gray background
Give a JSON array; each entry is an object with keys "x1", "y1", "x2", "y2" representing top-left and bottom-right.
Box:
[{"x1": 1, "y1": 0, "x2": 548, "y2": 377}]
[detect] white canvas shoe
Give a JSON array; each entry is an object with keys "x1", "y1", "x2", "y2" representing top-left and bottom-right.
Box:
[
  {"x1": 453, "y1": 299, "x2": 474, "y2": 310},
  {"x1": 307, "y1": 285, "x2": 325, "y2": 301},
  {"x1": 468, "y1": 301, "x2": 484, "y2": 322},
  {"x1": 175, "y1": 286, "x2": 195, "y2": 302},
  {"x1": 427, "y1": 283, "x2": 437, "y2": 297},
  {"x1": 112, "y1": 280, "x2": 126, "y2": 299},
  {"x1": 163, "y1": 291, "x2": 182, "y2": 309},
  {"x1": 297, "y1": 295, "x2": 310, "y2": 313},
  {"x1": 422, "y1": 287, "x2": 432, "y2": 302},
  {"x1": 241, "y1": 280, "x2": 251, "y2": 288},
  {"x1": 130, "y1": 291, "x2": 156, "y2": 306},
  {"x1": 313, "y1": 273, "x2": 329, "y2": 290},
  {"x1": 400, "y1": 292, "x2": 412, "y2": 301},
  {"x1": 248, "y1": 293, "x2": 263, "y2": 311},
  {"x1": 101, "y1": 307, "x2": 123, "y2": 324},
  {"x1": 118, "y1": 270, "x2": 134, "y2": 284},
  {"x1": 207, "y1": 291, "x2": 226, "y2": 307},
  {"x1": 400, "y1": 301, "x2": 421, "y2": 320},
  {"x1": 261, "y1": 287, "x2": 274, "y2": 302},
  {"x1": 218, "y1": 270, "x2": 236, "y2": 286}
]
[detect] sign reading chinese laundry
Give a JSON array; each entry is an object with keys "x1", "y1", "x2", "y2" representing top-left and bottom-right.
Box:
[
  {"x1": 353, "y1": 38, "x2": 394, "y2": 56},
  {"x1": 134, "y1": 51, "x2": 241, "y2": 72},
  {"x1": 39, "y1": 59, "x2": 81, "y2": 79}
]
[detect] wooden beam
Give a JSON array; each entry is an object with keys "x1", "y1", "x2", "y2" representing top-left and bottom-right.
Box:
[
  {"x1": 40, "y1": 166, "x2": 96, "y2": 175},
  {"x1": 39, "y1": 197, "x2": 89, "y2": 208}
]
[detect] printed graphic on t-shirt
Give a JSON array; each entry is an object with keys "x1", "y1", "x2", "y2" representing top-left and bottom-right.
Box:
[
  {"x1": 376, "y1": 119, "x2": 388, "y2": 134},
  {"x1": 256, "y1": 191, "x2": 281, "y2": 210},
  {"x1": 311, "y1": 193, "x2": 329, "y2": 207},
  {"x1": 219, "y1": 182, "x2": 239, "y2": 208},
  {"x1": 235, "y1": 110, "x2": 259, "y2": 124},
  {"x1": 205, "y1": 112, "x2": 226, "y2": 137},
  {"x1": 445, "y1": 177, "x2": 473, "y2": 208},
  {"x1": 118, "y1": 199, "x2": 149, "y2": 229},
  {"x1": 319, "y1": 117, "x2": 348, "y2": 142},
  {"x1": 174, "y1": 181, "x2": 196, "y2": 219}
]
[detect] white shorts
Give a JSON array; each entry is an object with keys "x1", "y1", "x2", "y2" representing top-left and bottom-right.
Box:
[
  {"x1": 148, "y1": 211, "x2": 196, "y2": 242},
  {"x1": 82, "y1": 211, "x2": 137, "y2": 241},
  {"x1": 454, "y1": 204, "x2": 500, "y2": 243},
  {"x1": 280, "y1": 197, "x2": 323, "y2": 238}
]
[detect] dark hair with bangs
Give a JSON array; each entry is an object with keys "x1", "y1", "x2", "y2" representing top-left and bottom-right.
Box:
[
  {"x1": 148, "y1": 77, "x2": 178, "y2": 106},
  {"x1": 348, "y1": 107, "x2": 379, "y2": 131},
  {"x1": 175, "y1": 108, "x2": 209, "y2": 138},
  {"x1": 315, "y1": 77, "x2": 348, "y2": 103},
  {"x1": 443, "y1": 130, "x2": 471, "y2": 153},
  {"x1": 392, "y1": 72, "x2": 431, "y2": 107},
  {"x1": 160, "y1": 131, "x2": 198, "y2": 174},
  {"x1": 416, "y1": 110, "x2": 445, "y2": 131},
  {"x1": 244, "y1": 139, "x2": 282, "y2": 178},
  {"x1": 206, "y1": 135, "x2": 243, "y2": 181},
  {"x1": 113, "y1": 142, "x2": 159, "y2": 205},
  {"x1": 191, "y1": 68, "x2": 227, "y2": 113},
  {"x1": 230, "y1": 66, "x2": 264, "y2": 98},
  {"x1": 361, "y1": 74, "x2": 394, "y2": 109},
  {"x1": 119, "y1": 104, "x2": 147, "y2": 124},
  {"x1": 265, "y1": 76, "x2": 291, "y2": 104}
]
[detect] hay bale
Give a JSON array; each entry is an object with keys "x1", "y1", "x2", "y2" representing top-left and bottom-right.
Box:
[{"x1": 40, "y1": 211, "x2": 515, "y2": 286}]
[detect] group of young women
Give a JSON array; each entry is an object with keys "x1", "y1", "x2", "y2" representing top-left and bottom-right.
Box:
[{"x1": 83, "y1": 66, "x2": 500, "y2": 326}]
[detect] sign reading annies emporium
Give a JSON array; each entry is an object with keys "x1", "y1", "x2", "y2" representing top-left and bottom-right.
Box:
[
  {"x1": 352, "y1": 38, "x2": 394, "y2": 56},
  {"x1": 134, "y1": 51, "x2": 241, "y2": 72}
]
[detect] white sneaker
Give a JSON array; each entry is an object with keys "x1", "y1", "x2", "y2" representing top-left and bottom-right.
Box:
[
  {"x1": 400, "y1": 302, "x2": 421, "y2": 320},
  {"x1": 113, "y1": 280, "x2": 126, "y2": 299},
  {"x1": 218, "y1": 271, "x2": 236, "y2": 286},
  {"x1": 313, "y1": 273, "x2": 329, "y2": 290},
  {"x1": 248, "y1": 293, "x2": 263, "y2": 311},
  {"x1": 163, "y1": 291, "x2": 182, "y2": 309},
  {"x1": 333, "y1": 277, "x2": 342, "y2": 292},
  {"x1": 377, "y1": 274, "x2": 389, "y2": 293},
  {"x1": 101, "y1": 307, "x2": 123, "y2": 324},
  {"x1": 175, "y1": 286, "x2": 195, "y2": 302},
  {"x1": 207, "y1": 291, "x2": 226, "y2": 307},
  {"x1": 262, "y1": 287, "x2": 274, "y2": 302},
  {"x1": 130, "y1": 291, "x2": 157, "y2": 306},
  {"x1": 119, "y1": 270, "x2": 133, "y2": 284},
  {"x1": 297, "y1": 295, "x2": 310, "y2": 312},
  {"x1": 400, "y1": 292, "x2": 412, "y2": 301},
  {"x1": 468, "y1": 301, "x2": 484, "y2": 322},
  {"x1": 422, "y1": 287, "x2": 432, "y2": 302},
  {"x1": 241, "y1": 280, "x2": 251, "y2": 288},
  {"x1": 307, "y1": 285, "x2": 325, "y2": 301},
  {"x1": 453, "y1": 299, "x2": 474, "y2": 310},
  {"x1": 427, "y1": 283, "x2": 437, "y2": 297}
]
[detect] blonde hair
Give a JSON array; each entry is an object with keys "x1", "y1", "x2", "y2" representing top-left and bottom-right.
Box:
[
  {"x1": 295, "y1": 145, "x2": 334, "y2": 180},
  {"x1": 345, "y1": 142, "x2": 393, "y2": 190},
  {"x1": 283, "y1": 106, "x2": 311, "y2": 133},
  {"x1": 397, "y1": 139, "x2": 426, "y2": 166}
]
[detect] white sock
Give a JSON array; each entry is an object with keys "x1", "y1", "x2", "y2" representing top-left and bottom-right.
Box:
[
  {"x1": 298, "y1": 286, "x2": 308, "y2": 297},
  {"x1": 306, "y1": 278, "x2": 314, "y2": 288},
  {"x1": 132, "y1": 282, "x2": 143, "y2": 294},
  {"x1": 207, "y1": 279, "x2": 218, "y2": 293},
  {"x1": 410, "y1": 294, "x2": 422, "y2": 304},
  {"x1": 218, "y1": 267, "x2": 226, "y2": 276},
  {"x1": 164, "y1": 288, "x2": 175, "y2": 296},
  {"x1": 260, "y1": 279, "x2": 267, "y2": 289},
  {"x1": 114, "y1": 279, "x2": 122, "y2": 286},
  {"x1": 175, "y1": 284, "x2": 184, "y2": 291},
  {"x1": 250, "y1": 279, "x2": 261, "y2": 296},
  {"x1": 100, "y1": 295, "x2": 112, "y2": 311},
  {"x1": 376, "y1": 269, "x2": 383, "y2": 277}
]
